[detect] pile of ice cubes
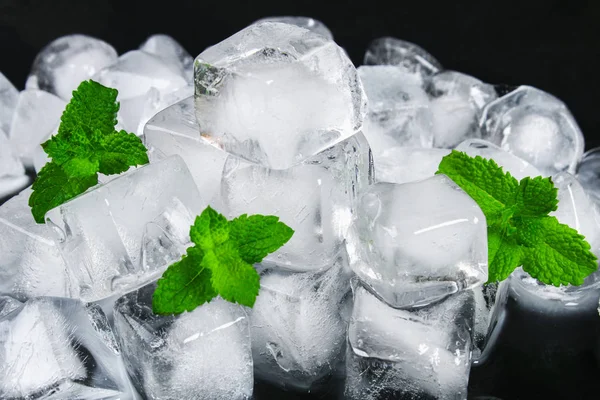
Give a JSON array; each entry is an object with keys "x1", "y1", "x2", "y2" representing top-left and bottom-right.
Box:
[{"x1": 0, "y1": 15, "x2": 598, "y2": 400}]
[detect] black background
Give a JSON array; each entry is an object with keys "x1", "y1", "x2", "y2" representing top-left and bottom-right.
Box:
[{"x1": 1, "y1": 0, "x2": 600, "y2": 399}]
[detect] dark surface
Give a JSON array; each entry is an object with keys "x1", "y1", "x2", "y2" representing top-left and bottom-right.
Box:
[{"x1": 1, "y1": 1, "x2": 600, "y2": 398}]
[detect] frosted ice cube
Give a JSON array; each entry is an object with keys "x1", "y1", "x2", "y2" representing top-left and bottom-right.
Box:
[
  {"x1": 0, "y1": 188, "x2": 71, "y2": 300},
  {"x1": 8, "y1": 90, "x2": 65, "y2": 167},
  {"x1": 576, "y1": 147, "x2": 600, "y2": 203},
  {"x1": 32, "y1": 143, "x2": 50, "y2": 173},
  {"x1": 0, "y1": 175, "x2": 30, "y2": 201},
  {"x1": 94, "y1": 50, "x2": 188, "y2": 100},
  {"x1": 364, "y1": 37, "x2": 442, "y2": 80},
  {"x1": 140, "y1": 34, "x2": 194, "y2": 79},
  {"x1": 0, "y1": 72, "x2": 18, "y2": 135},
  {"x1": 0, "y1": 296, "x2": 135, "y2": 399},
  {"x1": 346, "y1": 175, "x2": 487, "y2": 308},
  {"x1": 144, "y1": 95, "x2": 228, "y2": 204},
  {"x1": 222, "y1": 133, "x2": 373, "y2": 272},
  {"x1": 455, "y1": 139, "x2": 543, "y2": 180},
  {"x1": 26, "y1": 34, "x2": 118, "y2": 101},
  {"x1": 113, "y1": 284, "x2": 253, "y2": 400},
  {"x1": 0, "y1": 128, "x2": 24, "y2": 178},
  {"x1": 46, "y1": 156, "x2": 204, "y2": 302},
  {"x1": 250, "y1": 253, "x2": 350, "y2": 390},
  {"x1": 345, "y1": 284, "x2": 475, "y2": 400},
  {"x1": 428, "y1": 71, "x2": 497, "y2": 148},
  {"x1": 194, "y1": 22, "x2": 366, "y2": 169},
  {"x1": 480, "y1": 86, "x2": 584, "y2": 175},
  {"x1": 550, "y1": 172, "x2": 600, "y2": 256},
  {"x1": 358, "y1": 66, "x2": 433, "y2": 157},
  {"x1": 375, "y1": 147, "x2": 450, "y2": 184},
  {"x1": 253, "y1": 16, "x2": 334, "y2": 40}
]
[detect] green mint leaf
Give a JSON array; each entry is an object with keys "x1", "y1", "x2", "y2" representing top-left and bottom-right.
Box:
[
  {"x1": 437, "y1": 150, "x2": 597, "y2": 286},
  {"x1": 152, "y1": 247, "x2": 217, "y2": 315},
  {"x1": 514, "y1": 176, "x2": 558, "y2": 217},
  {"x1": 97, "y1": 130, "x2": 150, "y2": 175},
  {"x1": 190, "y1": 206, "x2": 230, "y2": 250},
  {"x1": 203, "y1": 242, "x2": 260, "y2": 307},
  {"x1": 229, "y1": 214, "x2": 295, "y2": 264},
  {"x1": 31, "y1": 80, "x2": 149, "y2": 223},
  {"x1": 28, "y1": 163, "x2": 98, "y2": 223},
  {"x1": 517, "y1": 216, "x2": 597, "y2": 286},
  {"x1": 437, "y1": 150, "x2": 518, "y2": 225},
  {"x1": 153, "y1": 206, "x2": 294, "y2": 315}
]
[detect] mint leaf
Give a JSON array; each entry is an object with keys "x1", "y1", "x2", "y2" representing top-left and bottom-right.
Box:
[
  {"x1": 437, "y1": 150, "x2": 519, "y2": 225},
  {"x1": 152, "y1": 247, "x2": 217, "y2": 315},
  {"x1": 518, "y1": 217, "x2": 597, "y2": 286},
  {"x1": 152, "y1": 206, "x2": 294, "y2": 315},
  {"x1": 229, "y1": 214, "x2": 295, "y2": 264},
  {"x1": 30, "y1": 80, "x2": 149, "y2": 223},
  {"x1": 29, "y1": 163, "x2": 98, "y2": 223},
  {"x1": 437, "y1": 150, "x2": 597, "y2": 286}
]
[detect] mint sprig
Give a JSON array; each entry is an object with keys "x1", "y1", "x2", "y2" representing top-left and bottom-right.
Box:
[
  {"x1": 29, "y1": 80, "x2": 149, "y2": 223},
  {"x1": 437, "y1": 150, "x2": 597, "y2": 285},
  {"x1": 152, "y1": 206, "x2": 294, "y2": 315}
]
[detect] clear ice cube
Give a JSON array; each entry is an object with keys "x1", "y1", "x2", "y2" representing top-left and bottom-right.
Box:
[
  {"x1": 221, "y1": 132, "x2": 373, "y2": 272},
  {"x1": 250, "y1": 253, "x2": 350, "y2": 390},
  {"x1": 375, "y1": 147, "x2": 450, "y2": 184},
  {"x1": 26, "y1": 34, "x2": 118, "y2": 101},
  {"x1": 363, "y1": 37, "x2": 442, "y2": 80},
  {"x1": 113, "y1": 284, "x2": 253, "y2": 400},
  {"x1": 8, "y1": 90, "x2": 65, "y2": 167},
  {"x1": 346, "y1": 175, "x2": 488, "y2": 308},
  {"x1": 479, "y1": 86, "x2": 584, "y2": 175},
  {"x1": 576, "y1": 147, "x2": 600, "y2": 203},
  {"x1": 358, "y1": 65, "x2": 433, "y2": 157},
  {"x1": 94, "y1": 50, "x2": 188, "y2": 100},
  {"x1": 0, "y1": 72, "x2": 19, "y2": 135},
  {"x1": 0, "y1": 188, "x2": 71, "y2": 300},
  {"x1": 455, "y1": 139, "x2": 543, "y2": 180},
  {"x1": 428, "y1": 71, "x2": 497, "y2": 148},
  {"x1": 253, "y1": 16, "x2": 334, "y2": 40},
  {"x1": 0, "y1": 128, "x2": 25, "y2": 179},
  {"x1": 550, "y1": 172, "x2": 600, "y2": 256},
  {"x1": 45, "y1": 156, "x2": 204, "y2": 302},
  {"x1": 139, "y1": 34, "x2": 194, "y2": 80},
  {"x1": 144, "y1": 95, "x2": 229, "y2": 204},
  {"x1": 194, "y1": 22, "x2": 366, "y2": 170},
  {"x1": 345, "y1": 284, "x2": 475, "y2": 400},
  {"x1": 0, "y1": 296, "x2": 135, "y2": 399}
]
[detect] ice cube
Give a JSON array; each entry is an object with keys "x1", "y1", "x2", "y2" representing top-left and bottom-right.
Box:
[
  {"x1": 375, "y1": 147, "x2": 450, "y2": 184},
  {"x1": 139, "y1": 34, "x2": 194, "y2": 79},
  {"x1": 364, "y1": 37, "x2": 442, "y2": 81},
  {"x1": 576, "y1": 147, "x2": 600, "y2": 203},
  {"x1": 428, "y1": 71, "x2": 497, "y2": 148},
  {"x1": 0, "y1": 188, "x2": 72, "y2": 300},
  {"x1": 32, "y1": 143, "x2": 50, "y2": 173},
  {"x1": 253, "y1": 16, "x2": 334, "y2": 40},
  {"x1": 94, "y1": 50, "x2": 188, "y2": 100},
  {"x1": 550, "y1": 172, "x2": 600, "y2": 256},
  {"x1": 113, "y1": 284, "x2": 253, "y2": 400},
  {"x1": 26, "y1": 34, "x2": 118, "y2": 101},
  {"x1": 45, "y1": 156, "x2": 204, "y2": 302},
  {"x1": 194, "y1": 22, "x2": 366, "y2": 170},
  {"x1": 221, "y1": 132, "x2": 373, "y2": 272},
  {"x1": 0, "y1": 72, "x2": 19, "y2": 135},
  {"x1": 0, "y1": 296, "x2": 135, "y2": 399},
  {"x1": 358, "y1": 66, "x2": 434, "y2": 157},
  {"x1": 345, "y1": 284, "x2": 475, "y2": 400},
  {"x1": 346, "y1": 175, "x2": 488, "y2": 308},
  {"x1": 480, "y1": 86, "x2": 584, "y2": 175},
  {"x1": 0, "y1": 128, "x2": 25, "y2": 178},
  {"x1": 144, "y1": 95, "x2": 229, "y2": 204},
  {"x1": 455, "y1": 139, "x2": 543, "y2": 180},
  {"x1": 250, "y1": 253, "x2": 351, "y2": 390},
  {"x1": 8, "y1": 90, "x2": 65, "y2": 167},
  {"x1": 0, "y1": 175, "x2": 30, "y2": 202}
]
